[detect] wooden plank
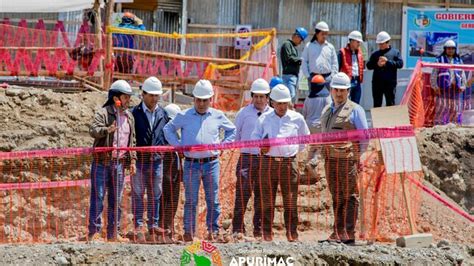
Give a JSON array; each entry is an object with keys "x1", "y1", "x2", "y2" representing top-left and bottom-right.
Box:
[
  {"x1": 113, "y1": 73, "x2": 251, "y2": 90},
  {"x1": 400, "y1": 173, "x2": 417, "y2": 235},
  {"x1": 103, "y1": 0, "x2": 115, "y2": 91},
  {"x1": 94, "y1": 0, "x2": 104, "y2": 89},
  {"x1": 113, "y1": 47, "x2": 267, "y2": 67}
]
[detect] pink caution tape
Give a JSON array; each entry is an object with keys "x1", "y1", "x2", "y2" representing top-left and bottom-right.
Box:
[
  {"x1": 405, "y1": 174, "x2": 474, "y2": 223},
  {"x1": 0, "y1": 127, "x2": 415, "y2": 160},
  {"x1": 421, "y1": 62, "x2": 474, "y2": 71}
]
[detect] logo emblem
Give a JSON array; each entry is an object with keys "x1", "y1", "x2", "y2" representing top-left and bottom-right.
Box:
[
  {"x1": 415, "y1": 13, "x2": 430, "y2": 28},
  {"x1": 181, "y1": 241, "x2": 223, "y2": 266}
]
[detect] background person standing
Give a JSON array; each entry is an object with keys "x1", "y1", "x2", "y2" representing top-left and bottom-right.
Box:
[
  {"x1": 366, "y1": 31, "x2": 403, "y2": 107},
  {"x1": 280, "y1": 27, "x2": 308, "y2": 103}
]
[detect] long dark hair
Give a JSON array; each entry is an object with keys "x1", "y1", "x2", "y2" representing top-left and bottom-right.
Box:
[
  {"x1": 441, "y1": 47, "x2": 460, "y2": 59},
  {"x1": 310, "y1": 29, "x2": 321, "y2": 43}
]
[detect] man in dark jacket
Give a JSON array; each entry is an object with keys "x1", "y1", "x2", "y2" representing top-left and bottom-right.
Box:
[
  {"x1": 366, "y1": 31, "x2": 403, "y2": 107},
  {"x1": 280, "y1": 27, "x2": 308, "y2": 103},
  {"x1": 88, "y1": 80, "x2": 136, "y2": 242},
  {"x1": 131, "y1": 76, "x2": 169, "y2": 243}
]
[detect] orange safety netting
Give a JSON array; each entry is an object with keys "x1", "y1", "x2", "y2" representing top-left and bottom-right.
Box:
[
  {"x1": 401, "y1": 61, "x2": 474, "y2": 128},
  {"x1": 0, "y1": 19, "x2": 104, "y2": 77},
  {"x1": 108, "y1": 26, "x2": 278, "y2": 111},
  {"x1": 1, "y1": 127, "x2": 471, "y2": 244}
]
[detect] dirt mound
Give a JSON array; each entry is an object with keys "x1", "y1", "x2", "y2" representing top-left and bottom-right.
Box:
[{"x1": 417, "y1": 125, "x2": 474, "y2": 213}]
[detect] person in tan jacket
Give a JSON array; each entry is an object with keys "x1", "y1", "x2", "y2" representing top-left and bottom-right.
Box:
[
  {"x1": 320, "y1": 73, "x2": 368, "y2": 245},
  {"x1": 88, "y1": 80, "x2": 137, "y2": 242}
]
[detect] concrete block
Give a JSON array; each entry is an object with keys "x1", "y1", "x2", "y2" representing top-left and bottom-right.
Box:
[{"x1": 396, "y1": 233, "x2": 433, "y2": 248}]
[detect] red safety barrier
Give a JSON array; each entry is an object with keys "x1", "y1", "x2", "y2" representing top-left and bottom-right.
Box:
[{"x1": 0, "y1": 20, "x2": 104, "y2": 77}]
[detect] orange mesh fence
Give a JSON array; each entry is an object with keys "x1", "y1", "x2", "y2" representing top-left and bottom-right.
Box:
[
  {"x1": 0, "y1": 127, "x2": 472, "y2": 244},
  {"x1": 401, "y1": 61, "x2": 474, "y2": 128},
  {"x1": 0, "y1": 19, "x2": 104, "y2": 78}
]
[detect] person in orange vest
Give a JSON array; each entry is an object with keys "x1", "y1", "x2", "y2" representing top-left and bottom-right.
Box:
[{"x1": 338, "y1": 31, "x2": 365, "y2": 104}]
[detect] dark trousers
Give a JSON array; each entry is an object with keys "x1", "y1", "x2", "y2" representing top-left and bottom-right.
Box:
[
  {"x1": 159, "y1": 153, "x2": 181, "y2": 235},
  {"x1": 349, "y1": 78, "x2": 362, "y2": 104},
  {"x1": 232, "y1": 154, "x2": 262, "y2": 235},
  {"x1": 324, "y1": 157, "x2": 359, "y2": 240},
  {"x1": 260, "y1": 157, "x2": 299, "y2": 238},
  {"x1": 372, "y1": 84, "x2": 396, "y2": 107}
]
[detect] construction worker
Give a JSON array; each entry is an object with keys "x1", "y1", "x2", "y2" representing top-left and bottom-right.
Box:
[
  {"x1": 301, "y1": 21, "x2": 338, "y2": 90},
  {"x1": 280, "y1": 27, "x2": 308, "y2": 103},
  {"x1": 251, "y1": 84, "x2": 310, "y2": 242},
  {"x1": 113, "y1": 12, "x2": 146, "y2": 74},
  {"x1": 338, "y1": 31, "x2": 365, "y2": 104},
  {"x1": 303, "y1": 74, "x2": 332, "y2": 179},
  {"x1": 231, "y1": 79, "x2": 273, "y2": 241},
  {"x1": 130, "y1": 77, "x2": 169, "y2": 243},
  {"x1": 320, "y1": 72, "x2": 368, "y2": 245},
  {"x1": 269, "y1": 76, "x2": 284, "y2": 89},
  {"x1": 88, "y1": 80, "x2": 137, "y2": 242},
  {"x1": 163, "y1": 80, "x2": 236, "y2": 242},
  {"x1": 159, "y1": 103, "x2": 183, "y2": 243},
  {"x1": 366, "y1": 31, "x2": 403, "y2": 107},
  {"x1": 430, "y1": 40, "x2": 467, "y2": 124}
]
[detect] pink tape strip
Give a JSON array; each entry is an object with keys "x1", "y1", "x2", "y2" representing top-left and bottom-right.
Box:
[
  {"x1": 421, "y1": 62, "x2": 474, "y2": 71},
  {"x1": 405, "y1": 174, "x2": 474, "y2": 223},
  {"x1": 0, "y1": 127, "x2": 415, "y2": 160}
]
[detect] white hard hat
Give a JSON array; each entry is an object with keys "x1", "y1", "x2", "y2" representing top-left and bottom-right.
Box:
[
  {"x1": 348, "y1": 30, "x2": 363, "y2": 43},
  {"x1": 444, "y1": 40, "x2": 456, "y2": 48},
  {"x1": 376, "y1": 31, "x2": 391, "y2": 44},
  {"x1": 270, "y1": 84, "x2": 292, "y2": 103},
  {"x1": 164, "y1": 103, "x2": 181, "y2": 120},
  {"x1": 110, "y1": 80, "x2": 133, "y2": 95},
  {"x1": 250, "y1": 78, "x2": 270, "y2": 94},
  {"x1": 142, "y1": 76, "x2": 163, "y2": 95},
  {"x1": 330, "y1": 72, "x2": 351, "y2": 89},
  {"x1": 315, "y1": 21, "x2": 329, "y2": 32},
  {"x1": 192, "y1": 79, "x2": 214, "y2": 99}
]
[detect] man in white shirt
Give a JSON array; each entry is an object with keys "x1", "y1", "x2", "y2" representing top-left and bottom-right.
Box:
[
  {"x1": 251, "y1": 84, "x2": 310, "y2": 242},
  {"x1": 232, "y1": 79, "x2": 273, "y2": 241}
]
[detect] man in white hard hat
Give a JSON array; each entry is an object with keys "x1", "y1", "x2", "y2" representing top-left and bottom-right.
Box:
[
  {"x1": 164, "y1": 80, "x2": 236, "y2": 242},
  {"x1": 430, "y1": 40, "x2": 467, "y2": 124},
  {"x1": 159, "y1": 103, "x2": 183, "y2": 243},
  {"x1": 367, "y1": 31, "x2": 403, "y2": 107},
  {"x1": 338, "y1": 31, "x2": 365, "y2": 104},
  {"x1": 130, "y1": 77, "x2": 169, "y2": 243},
  {"x1": 231, "y1": 78, "x2": 273, "y2": 241},
  {"x1": 88, "y1": 80, "x2": 137, "y2": 242},
  {"x1": 251, "y1": 84, "x2": 310, "y2": 242},
  {"x1": 302, "y1": 21, "x2": 338, "y2": 91},
  {"x1": 319, "y1": 72, "x2": 368, "y2": 245}
]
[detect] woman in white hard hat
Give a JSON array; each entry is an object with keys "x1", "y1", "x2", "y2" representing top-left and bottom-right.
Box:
[
  {"x1": 430, "y1": 40, "x2": 468, "y2": 125},
  {"x1": 88, "y1": 80, "x2": 137, "y2": 242},
  {"x1": 366, "y1": 31, "x2": 404, "y2": 107}
]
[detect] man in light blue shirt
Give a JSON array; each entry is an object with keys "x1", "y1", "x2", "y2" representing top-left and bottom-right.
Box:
[
  {"x1": 163, "y1": 80, "x2": 235, "y2": 242},
  {"x1": 232, "y1": 79, "x2": 273, "y2": 241},
  {"x1": 319, "y1": 72, "x2": 368, "y2": 245},
  {"x1": 251, "y1": 84, "x2": 310, "y2": 242}
]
